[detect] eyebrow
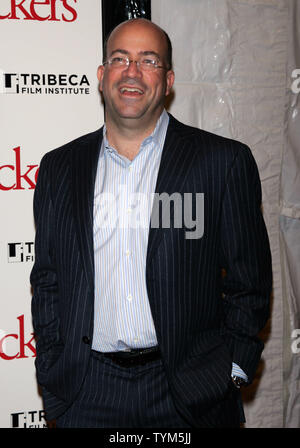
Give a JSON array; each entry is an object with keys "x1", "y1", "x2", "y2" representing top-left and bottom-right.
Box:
[{"x1": 109, "y1": 49, "x2": 160, "y2": 59}]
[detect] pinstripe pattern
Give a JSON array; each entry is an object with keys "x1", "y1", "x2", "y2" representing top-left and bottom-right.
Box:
[
  {"x1": 30, "y1": 114, "x2": 272, "y2": 426},
  {"x1": 56, "y1": 353, "x2": 193, "y2": 428}
]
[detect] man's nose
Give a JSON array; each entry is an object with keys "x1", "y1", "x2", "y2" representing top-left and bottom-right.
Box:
[{"x1": 124, "y1": 60, "x2": 142, "y2": 77}]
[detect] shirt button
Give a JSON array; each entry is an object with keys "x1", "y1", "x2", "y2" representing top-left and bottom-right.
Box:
[
  {"x1": 127, "y1": 294, "x2": 132, "y2": 301},
  {"x1": 125, "y1": 250, "x2": 131, "y2": 257}
]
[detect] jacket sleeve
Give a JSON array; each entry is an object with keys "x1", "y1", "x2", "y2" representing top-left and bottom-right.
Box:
[
  {"x1": 30, "y1": 153, "x2": 62, "y2": 381},
  {"x1": 219, "y1": 144, "x2": 272, "y2": 384}
]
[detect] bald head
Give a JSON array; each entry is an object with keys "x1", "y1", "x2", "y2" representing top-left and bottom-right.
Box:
[{"x1": 103, "y1": 18, "x2": 173, "y2": 70}]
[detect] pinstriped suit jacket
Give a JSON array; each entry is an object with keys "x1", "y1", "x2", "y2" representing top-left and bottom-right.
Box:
[{"x1": 30, "y1": 114, "x2": 272, "y2": 426}]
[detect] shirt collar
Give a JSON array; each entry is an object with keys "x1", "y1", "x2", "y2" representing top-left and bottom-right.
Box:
[{"x1": 101, "y1": 109, "x2": 169, "y2": 158}]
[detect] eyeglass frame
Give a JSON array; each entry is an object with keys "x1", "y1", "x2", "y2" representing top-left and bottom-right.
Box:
[{"x1": 103, "y1": 55, "x2": 168, "y2": 71}]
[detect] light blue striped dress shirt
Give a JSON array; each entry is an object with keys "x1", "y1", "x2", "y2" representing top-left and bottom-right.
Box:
[{"x1": 91, "y1": 109, "x2": 247, "y2": 381}]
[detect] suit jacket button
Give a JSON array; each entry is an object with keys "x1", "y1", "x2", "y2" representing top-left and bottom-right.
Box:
[{"x1": 82, "y1": 336, "x2": 91, "y2": 345}]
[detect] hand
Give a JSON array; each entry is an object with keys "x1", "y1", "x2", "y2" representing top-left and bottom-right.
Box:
[{"x1": 47, "y1": 419, "x2": 57, "y2": 428}]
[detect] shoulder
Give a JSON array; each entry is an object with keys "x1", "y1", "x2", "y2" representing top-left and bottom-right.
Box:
[
  {"x1": 40, "y1": 127, "x2": 103, "y2": 168},
  {"x1": 167, "y1": 113, "x2": 251, "y2": 162}
]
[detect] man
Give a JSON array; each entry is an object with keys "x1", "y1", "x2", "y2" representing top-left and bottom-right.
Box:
[{"x1": 30, "y1": 18, "x2": 272, "y2": 428}]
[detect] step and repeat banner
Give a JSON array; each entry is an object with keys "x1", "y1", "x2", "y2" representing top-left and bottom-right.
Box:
[{"x1": 0, "y1": 0, "x2": 103, "y2": 428}]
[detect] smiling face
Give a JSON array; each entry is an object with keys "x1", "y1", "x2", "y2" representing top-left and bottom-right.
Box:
[{"x1": 97, "y1": 19, "x2": 174, "y2": 130}]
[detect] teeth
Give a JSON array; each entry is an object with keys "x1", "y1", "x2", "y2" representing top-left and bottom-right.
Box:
[{"x1": 120, "y1": 87, "x2": 143, "y2": 94}]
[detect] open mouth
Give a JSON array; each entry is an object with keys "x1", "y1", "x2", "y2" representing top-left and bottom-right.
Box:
[{"x1": 119, "y1": 86, "x2": 144, "y2": 96}]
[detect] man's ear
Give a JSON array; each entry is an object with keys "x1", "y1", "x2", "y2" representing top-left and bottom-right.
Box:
[
  {"x1": 97, "y1": 65, "x2": 105, "y2": 92},
  {"x1": 165, "y1": 70, "x2": 175, "y2": 97}
]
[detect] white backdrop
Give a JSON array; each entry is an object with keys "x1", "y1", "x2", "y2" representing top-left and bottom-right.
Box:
[
  {"x1": 0, "y1": 0, "x2": 103, "y2": 428},
  {"x1": 152, "y1": 0, "x2": 300, "y2": 428}
]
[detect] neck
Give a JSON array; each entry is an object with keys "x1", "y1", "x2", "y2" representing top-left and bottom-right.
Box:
[{"x1": 105, "y1": 111, "x2": 162, "y2": 160}]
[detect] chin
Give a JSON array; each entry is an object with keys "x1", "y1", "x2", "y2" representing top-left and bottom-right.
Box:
[{"x1": 116, "y1": 109, "x2": 147, "y2": 120}]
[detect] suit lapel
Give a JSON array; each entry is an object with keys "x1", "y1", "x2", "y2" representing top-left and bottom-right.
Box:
[
  {"x1": 71, "y1": 128, "x2": 103, "y2": 291},
  {"x1": 71, "y1": 117, "x2": 197, "y2": 288},
  {"x1": 146, "y1": 114, "x2": 198, "y2": 265}
]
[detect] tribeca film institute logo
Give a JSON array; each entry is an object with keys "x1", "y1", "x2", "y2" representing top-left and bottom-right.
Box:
[
  {"x1": 7, "y1": 242, "x2": 34, "y2": 263},
  {"x1": 0, "y1": 72, "x2": 90, "y2": 95},
  {"x1": 11, "y1": 410, "x2": 46, "y2": 428}
]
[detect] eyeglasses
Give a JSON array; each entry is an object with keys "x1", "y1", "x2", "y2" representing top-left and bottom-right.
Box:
[{"x1": 103, "y1": 55, "x2": 167, "y2": 71}]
